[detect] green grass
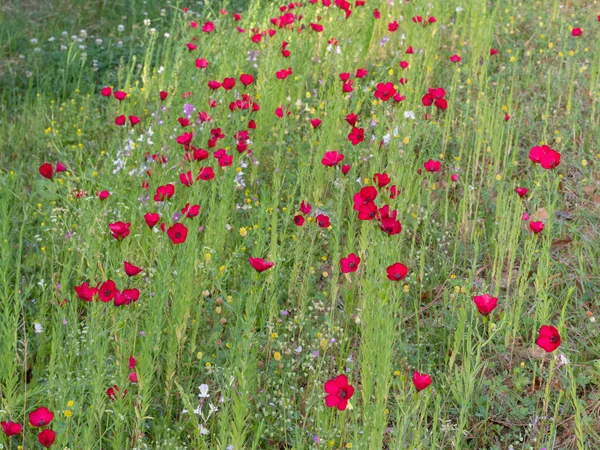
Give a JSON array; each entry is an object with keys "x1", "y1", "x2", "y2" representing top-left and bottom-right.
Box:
[{"x1": 1, "y1": 0, "x2": 600, "y2": 448}]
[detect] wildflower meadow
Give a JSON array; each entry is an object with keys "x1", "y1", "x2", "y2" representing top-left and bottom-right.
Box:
[{"x1": 1, "y1": 0, "x2": 600, "y2": 448}]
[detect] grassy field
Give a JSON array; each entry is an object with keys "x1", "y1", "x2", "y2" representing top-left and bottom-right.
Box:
[{"x1": 1, "y1": 0, "x2": 600, "y2": 448}]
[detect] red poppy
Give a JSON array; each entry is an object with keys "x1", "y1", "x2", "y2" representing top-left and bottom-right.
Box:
[
  {"x1": 29, "y1": 407, "x2": 54, "y2": 427},
  {"x1": 197, "y1": 167, "x2": 215, "y2": 181},
  {"x1": 98, "y1": 190, "x2": 110, "y2": 200},
  {"x1": 129, "y1": 372, "x2": 138, "y2": 383},
  {"x1": 353, "y1": 186, "x2": 378, "y2": 210},
  {"x1": 114, "y1": 91, "x2": 127, "y2": 101},
  {"x1": 322, "y1": 151, "x2": 345, "y2": 167},
  {"x1": 412, "y1": 371, "x2": 432, "y2": 392},
  {"x1": 536, "y1": 325, "x2": 561, "y2": 352},
  {"x1": 129, "y1": 115, "x2": 140, "y2": 126},
  {"x1": 310, "y1": 118, "x2": 322, "y2": 129},
  {"x1": 340, "y1": 253, "x2": 360, "y2": 273},
  {"x1": 222, "y1": 77, "x2": 236, "y2": 90},
  {"x1": 310, "y1": 23, "x2": 324, "y2": 32},
  {"x1": 144, "y1": 213, "x2": 160, "y2": 229},
  {"x1": 473, "y1": 294, "x2": 498, "y2": 316},
  {"x1": 342, "y1": 164, "x2": 351, "y2": 175},
  {"x1": 373, "y1": 173, "x2": 390, "y2": 188},
  {"x1": 515, "y1": 187, "x2": 528, "y2": 198},
  {"x1": 98, "y1": 280, "x2": 118, "y2": 302},
  {"x1": 300, "y1": 201, "x2": 312, "y2": 215},
  {"x1": 423, "y1": 159, "x2": 441, "y2": 172},
  {"x1": 374, "y1": 82, "x2": 396, "y2": 101},
  {"x1": 380, "y1": 217, "x2": 402, "y2": 235},
  {"x1": 1, "y1": 421, "x2": 22, "y2": 436},
  {"x1": 167, "y1": 223, "x2": 188, "y2": 244},
  {"x1": 115, "y1": 115, "x2": 126, "y2": 126},
  {"x1": 108, "y1": 222, "x2": 131, "y2": 240},
  {"x1": 124, "y1": 261, "x2": 143, "y2": 277},
  {"x1": 106, "y1": 385, "x2": 126, "y2": 400},
  {"x1": 154, "y1": 184, "x2": 175, "y2": 201},
  {"x1": 114, "y1": 288, "x2": 140, "y2": 306},
  {"x1": 571, "y1": 27, "x2": 582, "y2": 37},
  {"x1": 159, "y1": 90, "x2": 168, "y2": 101},
  {"x1": 182, "y1": 203, "x2": 201, "y2": 218},
  {"x1": 386, "y1": 263, "x2": 408, "y2": 281},
  {"x1": 528, "y1": 145, "x2": 561, "y2": 169},
  {"x1": 388, "y1": 21, "x2": 399, "y2": 32},
  {"x1": 39, "y1": 163, "x2": 54, "y2": 180},
  {"x1": 324, "y1": 374, "x2": 354, "y2": 410},
  {"x1": 202, "y1": 21, "x2": 215, "y2": 33},
  {"x1": 248, "y1": 257, "x2": 274, "y2": 272},
  {"x1": 74, "y1": 281, "x2": 97, "y2": 302},
  {"x1": 101, "y1": 86, "x2": 112, "y2": 97},
  {"x1": 348, "y1": 127, "x2": 364, "y2": 146},
  {"x1": 399, "y1": 61, "x2": 409, "y2": 69},
  {"x1": 316, "y1": 214, "x2": 331, "y2": 228},
  {"x1": 449, "y1": 54, "x2": 461, "y2": 63},
  {"x1": 240, "y1": 73, "x2": 254, "y2": 86},
  {"x1": 38, "y1": 429, "x2": 56, "y2": 448},
  {"x1": 529, "y1": 221, "x2": 544, "y2": 234},
  {"x1": 345, "y1": 113, "x2": 358, "y2": 127},
  {"x1": 294, "y1": 215, "x2": 304, "y2": 226},
  {"x1": 196, "y1": 58, "x2": 209, "y2": 69},
  {"x1": 490, "y1": 48, "x2": 498, "y2": 55}
]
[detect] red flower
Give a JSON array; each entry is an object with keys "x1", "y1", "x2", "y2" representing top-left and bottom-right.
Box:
[
  {"x1": 310, "y1": 23, "x2": 324, "y2": 32},
  {"x1": 222, "y1": 77, "x2": 236, "y2": 90},
  {"x1": 380, "y1": 217, "x2": 402, "y2": 236},
  {"x1": 160, "y1": 90, "x2": 168, "y2": 101},
  {"x1": 248, "y1": 257, "x2": 274, "y2": 272},
  {"x1": 449, "y1": 54, "x2": 461, "y2": 63},
  {"x1": 115, "y1": 288, "x2": 139, "y2": 306},
  {"x1": 129, "y1": 372, "x2": 138, "y2": 383},
  {"x1": 38, "y1": 429, "x2": 56, "y2": 448},
  {"x1": 196, "y1": 58, "x2": 209, "y2": 69},
  {"x1": 129, "y1": 115, "x2": 140, "y2": 126},
  {"x1": 529, "y1": 221, "x2": 544, "y2": 234},
  {"x1": 358, "y1": 202, "x2": 378, "y2": 221},
  {"x1": 167, "y1": 223, "x2": 188, "y2": 244},
  {"x1": 106, "y1": 385, "x2": 126, "y2": 400},
  {"x1": 101, "y1": 86, "x2": 112, "y2": 97},
  {"x1": 348, "y1": 127, "x2": 364, "y2": 146},
  {"x1": 300, "y1": 201, "x2": 312, "y2": 215},
  {"x1": 412, "y1": 371, "x2": 432, "y2": 392},
  {"x1": 353, "y1": 186, "x2": 378, "y2": 210},
  {"x1": 39, "y1": 163, "x2": 54, "y2": 180},
  {"x1": 294, "y1": 215, "x2": 304, "y2": 226},
  {"x1": 316, "y1": 214, "x2": 331, "y2": 228},
  {"x1": 386, "y1": 263, "x2": 408, "y2": 281},
  {"x1": 536, "y1": 325, "x2": 561, "y2": 352},
  {"x1": 473, "y1": 294, "x2": 498, "y2": 316},
  {"x1": 29, "y1": 407, "x2": 54, "y2": 427},
  {"x1": 108, "y1": 222, "x2": 131, "y2": 240},
  {"x1": 373, "y1": 173, "x2": 390, "y2": 188},
  {"x1": 571, "y1": 27, "x2": 582, "y2": 37},
  {"x1": 202, "y1": 21, "x2": 215, "y2": 33},
  {"x1": 98, "y1": 190, "x2": 110, "y2": 200},
  {"x1": 322, "y1": 151, "x2": 345, "y2": 167},
  {"x1": 1, "y1": 421, "x2": 22, "y2": 436},
  {"x1": 374, "y1": 82, "x2": 396, "y2": 101},
  {"x1": 345, "y1": 113, "x2": 358, "y2": 127},
  {"x1": 197, "y1": 167, "x2": 215, "y2": 181},
  {"x1": 423, "y1": 159, "x2": 441, "y2": 172},
  {"x1": 240, "y1": 73, "x2": 254, "y2": 86},
  {"x1": 154, "y1": 184, "x2": 175, "y2": 201},
  {"x1": 399, "y1": 61, "x2": 409, "y2": 69},
  {"x1": 355, "y1": 68, "x2": 368, "y2": 78},
  {"x1": 515, "y1": 187, "x2": 528, "y2": 198},
  {"x1": 490, "y1": 48, "x2": 498, "y2": 55},
  {"x1": 388, "y1": 21, "x2": 399, "y2": 32},
  {"x1": 342, "y1": 164, "x2": 351, "y2": 175},
  {"x1": 182, "y1": 203, "x2": 200, "y2": 218},
  {"x1": 310, "y1": 118, "x2": 322, "y2": 129},
  {"x1": 114, "y1": 90, "x2": 127, "y2": 101},
  {"x1": 144, "y1": 213, "x2": 160, "y2": 229},
  {"x1": 98, "y1": 280, "x2": 118, "y2": 303},
  {"x1": 124, "y1": 261, "x2": 143, "y2": 277},
  {"x1": 74, "y1": 281, "x2": 97, "y2": 302},
  {"x1": 340, "y1": 253, "x2": 360, "y2": 273},
  {"x1": 528, "y1": 145, "x2": 561, "y2": 169},
  {"x1": 324, "y1": 374, "x2": 354, "y2": 410}
]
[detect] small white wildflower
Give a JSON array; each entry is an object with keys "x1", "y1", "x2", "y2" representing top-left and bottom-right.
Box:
[
  {"x1": 198, "y1": 384, "x2": 210, "y2": 398},
  {"x1": 30, "y1": 38, "x2": 38, "y2": 45},
  {"x1": 143, "y1": 19, "x2": 151, "y2": 26},
  {"x1": 118, "y1": 24, "x2": 125, "y2": 32},
  {"x1": 34, "y1": 322, "x2": 44, "y2": 334},
  {"x1": 404, "y1": 110, "x2": 415, "y2": 120}
]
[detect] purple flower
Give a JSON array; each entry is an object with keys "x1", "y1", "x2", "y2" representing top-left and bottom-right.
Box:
[
  {"x1": 183, "y1": 103, "x2": 196, "y2": 116},
  {"x1": 280, "y1": 310, "x2": 289, "y2": 317}
]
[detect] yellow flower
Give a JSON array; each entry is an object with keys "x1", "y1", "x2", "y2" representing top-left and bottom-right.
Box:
[
  {"x1": 273, "y1": 351, "x2": 281, "y2": 361},
  {"x1": 64, "y1": 410, "x2": 73, "y2": 417},
  {"x1": 67, "y1": 400, "x2": 74, "y2": 407},
  {"x1": 271, "y1": 332, "x2": 278, "y2": 339}
]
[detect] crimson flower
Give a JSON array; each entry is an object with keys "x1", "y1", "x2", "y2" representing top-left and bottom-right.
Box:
[
  {"x1": 572, "y1": 27, "x2": 582, "y2": 37},
  {"x1": 324, "y1": 374, "x2": 354, "y2": 410},
  {"x1": 473, "y1": 294, "x2": 498, "y2": 316},
  {"x1": 449, "y1": 54, "x2": 461, "y2": 63},
  {"x1": 1, "y1": 421, "x2": 22, "y2": 436},
  {"x1": 299, "y1": 201, "x2": 312, "y2": 215},
  {"x1": 74, "y1": 282, "x2": 97, "y2": 302},
  {"x1": 114, "y1": 289, "x2": 139, "y2": 306},
  {"x1": 108, "y1": 222, "x2": 131, "y2": 240},
  {"x1": 348, "y1": 127, "x2": 364, "y2": 145},
  {"x1": 353, "y1": 186, "x2": 378, "y2": 210},
  {"x1": 98, "y1": 190, "x2": 110, "y2": 200},
  {"x1": 124, "y1": 261, "x2": 143, "y2": 276},
  {"x1": 310, "y1": 118, "x2": 322, "y2": 129},
  {"x1": 29, "y1": 407, "x2": 54, "y2": 427},
  {"x1": 182, "y1": 203, "x2": 200, "y2": 218},
  {"x1": 144, "y1": 213, "x2": 160, "y2": 229},
  {"x1": 342, "y1": 164, "x2": 351, "y2": 175},
  {"x1": 240, "y1": 73, "x2": 254, "y2": 86},
  {"x1": 101, "y1": 86, "x2": 112, "y2": 96},
  {"x1": 248, "y1": 257, "x2": 274, "y2": 272},
  {"x1": 197, "y1": 167, "x2": 215, "y2": 181},
  {"x1": 345, "y1": 113, "x2": 358, "y2": 127},
  {"x1": 316, "y1": 214, "x2": 330, "y2": 228},
  {"x1": 114, "y1": 90, "x2": 127, "y2": 101},
  {"x1": 294, "y1": 215, "x2": 304, "y2": 226},
  {"x1": 374, "y1": 82, "x2": 396, "y2": 101},
  {"x1": 423, "y1": 159, "x2": 441, "y2": 172},
  {"x1": 38, "y1": 429, "x2": 56, "y2": 448},
  {"x1": 340, "y1": 254, "x2": 360, "y2": 273},
  {"x1": 322, "y1": 151, "x2": 345, "y2": 167},
  {"x1": 386, "y1": 263, "x2": 408, "y2": 281},
  {"x1": 412, "y1": 371, "x2": 432, "y2": 392},
  {"x1": 107, "y1": 385, "x2": 126, "y2": 401},
  {"x1": 373, "y1": 173, "x2": 390, "y2": 188},
  {"x1": 529, "y1": 221, "x2": 544, "y2": 234},
  {"x1": 39, "y1": 163, "x2": 54, "y2": 180},
  {"x1": 536, "y1": 325, "x2": 561, "y2": 352},
  {"x1": 98, "y1": 280, "x2": 118, "y2": 302},
  {"x1": 159, "y1": 90, "x2": 168, "y2": 101},
  {"x1": 167, "y1": 223, "x2": 188, "y2": 244},
  {"x1": 515, "y1": 187, "x2": 528, "y2": 198},
  {"x1": 528, "y1": 145, "x2": 561, "y2": 169},
  {"x1": 154, "y1": 184, "x2": 175, "y2": 201}
]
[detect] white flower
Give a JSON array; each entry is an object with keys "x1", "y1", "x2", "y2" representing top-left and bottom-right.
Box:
[
  {"x1": 117, "y1": 24, "x2": 125, "y2": 32},
  {"x1": 199, "y1": 424, "x2": 209, "y2": 435},
  {"x1": 404, "y1": 110, "x2": 415, "y2": 120},
  {"x1": 30, "y1": 38, "x2": 38, "y2": 45},
  {"x1": 34, "y1": 322, "x2": 44, "y2": 334},
  {"x1": 198, "y1": 384, "x2": 210, "y2": 398},
  {"x1": 143, "y1": 19, "x2": 151, "y2": 26}
]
